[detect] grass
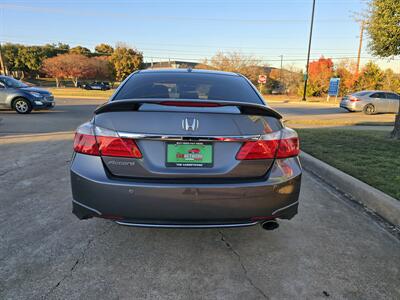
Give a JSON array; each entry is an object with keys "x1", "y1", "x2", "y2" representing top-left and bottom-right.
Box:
[
  {"x1": 297, "y1": 128, "x2": 400, "y2": 200},
  {"x1": 263, "y1": 94, "x2": 333, "y2": 103},
  {"x1": 286, "y1": 119, "x2": 395, "y2": 127},
  {"x1": 46, "y1": 87, "x2": 115, "y2": 98}
]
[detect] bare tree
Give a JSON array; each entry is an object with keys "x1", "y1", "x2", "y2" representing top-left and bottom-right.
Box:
[{"x1": 200, "y1": 52, "x2": 264, "y2": 83}]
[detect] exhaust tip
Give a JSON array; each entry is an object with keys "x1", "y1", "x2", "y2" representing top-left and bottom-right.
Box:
[{"x1": 261, "y1": 220, "x2": 279, "y2": 231}]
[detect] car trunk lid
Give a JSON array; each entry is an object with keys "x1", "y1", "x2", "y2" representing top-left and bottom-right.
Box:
[{"x1": 92, "y1": 100, "x2": 284, "y2": 180}]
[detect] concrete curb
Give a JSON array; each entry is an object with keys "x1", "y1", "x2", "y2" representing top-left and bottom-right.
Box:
[{"x1": 300, "y1": 151, "x2": 400, "y2": 226}]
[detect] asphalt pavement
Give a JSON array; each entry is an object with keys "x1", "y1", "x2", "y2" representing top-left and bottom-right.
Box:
[
  {"x1": 0, "y1": 98, "x2": 105, "y2": 136},
  {"x1": 268, "y1": 101, "x2": 395, "y2": 124},
  {"x1": 0, "y1": 98, "x2": 399, "y2": 299}
]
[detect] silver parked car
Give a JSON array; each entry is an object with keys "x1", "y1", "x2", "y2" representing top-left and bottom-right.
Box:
[
  {"x1": 340, "y1": 90, "x2": 400, "y2": 114},
  {"x1": 0, "y1": 76, "x2": 55, "y2": 114},
  {"x1": 70, "y1": 69, "x2": 301, "y2": 230}
]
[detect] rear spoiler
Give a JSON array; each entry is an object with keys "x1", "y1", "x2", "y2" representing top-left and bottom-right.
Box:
[{"x1": 94, "y1": 99, "x2": 282, "y2": 119}]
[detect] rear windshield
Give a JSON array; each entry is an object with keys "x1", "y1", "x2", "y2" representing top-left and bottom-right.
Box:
[{"x1": 113, "y1": 72, "x2": 263, "y2": 104}]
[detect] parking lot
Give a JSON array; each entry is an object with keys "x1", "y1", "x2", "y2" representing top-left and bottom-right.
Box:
[{"x1": 1, "y1": 99, "x2": 399, "y2": 299}]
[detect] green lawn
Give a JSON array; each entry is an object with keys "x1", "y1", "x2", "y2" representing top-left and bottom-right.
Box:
[
  {"x1": 297, "y1": 129, "x2": 400, "y2": 200},
  {"x1": 46, "y1": 88, "x2": 115, "y2": 98}
]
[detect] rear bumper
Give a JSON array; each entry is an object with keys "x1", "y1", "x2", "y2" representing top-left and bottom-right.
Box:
[
  {"x1": 339, "y1": 101, "x2": 362, "y2": 112},
  {"x1": 70, "y1": 153, "x2": 301, "y2": 227}
]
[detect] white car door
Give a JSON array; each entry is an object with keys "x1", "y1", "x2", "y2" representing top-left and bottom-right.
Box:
[
  {"x1": 369, "y1": 92, "x2": 387, "y2": 112},
  {"x1": 385, "y1": 92, "x2": 400, "y2": 113},
  {"x1": 0, "y1": 81, "x2": 8, "y2": 107}
]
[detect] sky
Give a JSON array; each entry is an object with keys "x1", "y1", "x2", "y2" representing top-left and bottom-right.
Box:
[{"x1": 0, "y1": 0, "x2": 399, "y2": 71}]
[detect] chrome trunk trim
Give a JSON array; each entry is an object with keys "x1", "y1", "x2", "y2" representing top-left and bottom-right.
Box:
[{"x1": 117, "y1": 132, "x2": 261, "y2": 142}]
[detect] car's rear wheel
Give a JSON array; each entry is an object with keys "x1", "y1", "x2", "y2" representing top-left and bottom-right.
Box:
[
  {"x1": 13, "y1": 98, "x2": 32, "y2": 114},
  {"x1": 363, "y1": 104, "x2": 375, "y2": 115}
]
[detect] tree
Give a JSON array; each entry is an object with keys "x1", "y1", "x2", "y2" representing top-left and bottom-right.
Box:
[
  {"x1": 42, "y1": 53, "x2": 104, "y2": 87},
  {"x1": 356, "y1": 61, "x2": 384, "y2": 90},
  {"x1": 70, "y1": 46, "x2": 91, "y2": 56},
  {"x1": 2, "y1": 43, "x2": 20, "y2": 74},
  {"x1": 201, "y1": 51, "x2": 263, "y2": 84},
  {"x1": 382, "y1": 69, "x2": 400, "y2": 92},
  {"x1": 95, "y1": 44, "x2": 114, "y2": 55},
  {"x1": 366, "y1": 0, "x2": 400, "y2": 138},
  {"x1": 307, "y1": 57, "x2": 334, "y2": 96},
  {"x1": 269, "y1": 65, "x2": 303, "y2": 95},
  {"x1": 110, "y1": 46, "x2": 143, "y2": 81},
  {"x1": 91, "y1": 57, "x2": 114, "y2": 81},
  {"x1": 42, "y1": 55, "x2": 65, "y2": 87},
  {"x1": 17, "y1": 46, "x2": 47, "y2": 78},
  {"x1": 2, "y1": 43, "x2": 72, "y2": 78},
  {"x1": 335, "y1": 60, "x2": 358, "y2": 96},
  {"x1": 42, "y1": 43, "x2": 70, "y2": 57}
]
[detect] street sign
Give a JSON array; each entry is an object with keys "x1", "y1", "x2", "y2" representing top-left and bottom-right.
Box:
[
  {"x1": 258, "y1": 75, "x2": 267, "y2": 84},
  {"x1": 328, "y1": 78, "x2": 340, "y2": 96}
]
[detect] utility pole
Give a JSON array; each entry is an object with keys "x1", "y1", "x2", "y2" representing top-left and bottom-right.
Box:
[
  {"x1": 280, "y1": 55, "x2": 284, "y2": 91},
  {"x1": 302, "y1": 0, "x2": 316, "y2": 101},
  {"x1": 0, "y1": 42, "x2": 6, "y2": 75},
  {"x1": 356, "y1": 21, "x2": 365, "y2": 75}
]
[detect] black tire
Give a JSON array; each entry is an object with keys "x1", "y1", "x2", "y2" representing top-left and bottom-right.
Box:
[
  {"x1": 363, "y1": 104, "x2": 375, "y2": 115},
  {"x1": 13, "y1": 98, "x2": 32, "y2": 114}
]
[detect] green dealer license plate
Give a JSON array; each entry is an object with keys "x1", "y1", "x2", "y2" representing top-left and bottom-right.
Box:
[{"x1": 166, "y1": 142, "x2": 213, "y2": 167}]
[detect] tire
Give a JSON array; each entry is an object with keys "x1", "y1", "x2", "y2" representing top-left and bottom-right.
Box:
[
  {"x1": 13, "y1": 98, "x2": 32, "y2": 114},
  {"x1": 363, "y1": 104, "x2": 375, "y2": 115}
]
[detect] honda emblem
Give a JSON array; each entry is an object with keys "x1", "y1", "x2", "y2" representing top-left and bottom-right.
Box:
[{"x1": 182, "y1": 118, "x2": 199, "y2": 131}]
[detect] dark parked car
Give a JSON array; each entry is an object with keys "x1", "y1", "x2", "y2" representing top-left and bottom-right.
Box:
[
  {"x1": 70, "y1": 69, "x2": 301, "y2": 229},
  {"x1": 81, "y1": 81, "x2": 110, "y2": 90},
  {"x1": 0, "y1": 76, "x2": 55, "y2": 114}
]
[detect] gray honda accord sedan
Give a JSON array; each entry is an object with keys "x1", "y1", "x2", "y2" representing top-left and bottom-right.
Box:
[{"x1": 70, "y1": 69, "x2": 301, "y2": 229}]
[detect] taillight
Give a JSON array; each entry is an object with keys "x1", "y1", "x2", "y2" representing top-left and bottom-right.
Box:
[
  {"x1": 73, "y1": 123, "x2": 100, "y2": 156},
  {"x1": 349, "y1": 96, "x2": 360, "y2": 102},
  {"x1": 96, "y1": 136, "x2": 142, "y2": 158},
  {"x1": 73, "y1": 123, "x2": 142, "y2": 158},
  {"x1": 236, "y1": 128, "x2": 299, "y2": 160}
]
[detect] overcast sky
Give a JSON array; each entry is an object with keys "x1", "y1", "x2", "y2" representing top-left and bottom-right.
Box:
[{"x1": 1, "y1": 0, "x2": 399, "y2": 71}]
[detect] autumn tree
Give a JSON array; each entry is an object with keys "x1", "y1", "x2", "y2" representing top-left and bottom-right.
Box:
[
  {"x1": 307, "y1": 57, "x2": 334, "y2": 96},
  {"x1": 42, "y1": 55, "x2": 65, "y2": 87},
  {"x1": 366, "y1": 0, "x2": 400, "y2": 138},
  {"x1": 95, "y1": 44, "x2": 114, "y2": 55},
  {"x1": 110, "y1": 45, "x2": 143, "y2": 81},
  {"x1": 42, "y1": 54, "x2": 109, "y2": 87},
  {"x1": 335, "y1": 60, "x2": 358, "y2": 96},
  {"x1": 91, "y1": 57, "x2": 114, "y2": 81}
]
